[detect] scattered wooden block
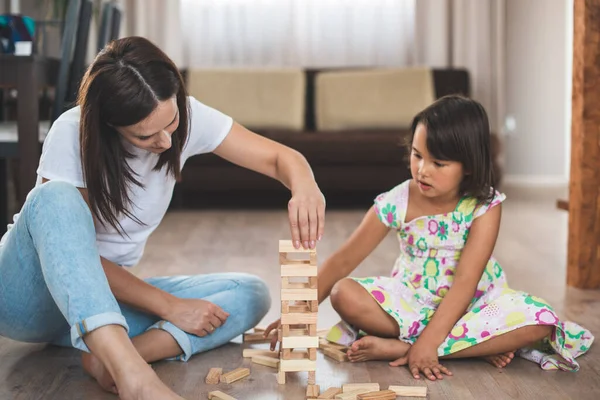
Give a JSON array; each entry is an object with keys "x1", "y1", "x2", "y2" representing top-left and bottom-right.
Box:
[
  {"x1": 208, "y1": 391, "x2": 237, "y2": 400},
  {"x1": 335, "y1": 389, "x2": 371, "y2": 399},
  {"x1": 220, "y1": 368, "x2": 250, "y2": 384},
  {"x1": 321, "y1": 347, "x2": 348, "y2": 362},
  {"x1": 242, "y1": 349, "x2": 278, "y2": 358},
  {"x1": 308, "y1": 370, "x2": 316, "y2": 385},
  {"x1": 319, "y1": 338, "x2": 349, "y2": 352},
  {"x1": 243, "y1": 331, "x2": 274, "y2": 343},
  {"x1": 388, "y1": 385, "x2": 427, "y2": 397},
  {"x1": 205, "y1": 367, "x2": 222, "y2": 385},
  {"x1": 307, "y1": 384, "x2": 321, "y2": 399},
  {"x1": 318, "y1": 387, "x2": 342, "y2": 399},
  {"x1": 251, "y1": 355, "x2": 279, "y2": 368},
  {"x1": 343, "y1": 384, "x2": 380, "y2": 393},
  {"x1": 357, "y1": 390, "x2": 397, "y2": 400}
]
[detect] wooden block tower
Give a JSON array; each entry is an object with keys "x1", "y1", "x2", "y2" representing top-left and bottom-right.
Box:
[{"x1": 277, "y1": 240, "x2": 319, "y2": 392}]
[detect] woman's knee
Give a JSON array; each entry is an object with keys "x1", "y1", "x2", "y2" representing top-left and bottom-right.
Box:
[
  {"x1": 231, "y1": 273, "x2": 271, "y2": 320},
  {"x1": 27, "y1": 181, "x2": 89, "y2": 217}
]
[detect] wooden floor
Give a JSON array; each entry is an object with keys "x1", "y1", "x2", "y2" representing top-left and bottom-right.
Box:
[{"x1": 1, "y1": 185, "x2": 599, "y2": 400}]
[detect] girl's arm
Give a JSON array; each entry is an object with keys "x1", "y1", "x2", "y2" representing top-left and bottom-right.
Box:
[
  {"x1": 415, "y1": 204, "x2": 502, "y2": 348},
  {"x1": 212, "y1": 122, "x2": 325, "y2": 249},
  {"x1": 317, "y1": 206, "x2": 390, "y2": 303}
]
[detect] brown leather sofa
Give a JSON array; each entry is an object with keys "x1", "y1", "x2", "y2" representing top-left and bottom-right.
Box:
[{"x1": 172, "y1": 68, "x2": 501, "y2": 209}]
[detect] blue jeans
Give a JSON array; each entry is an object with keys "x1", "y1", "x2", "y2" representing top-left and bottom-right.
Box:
[{"x1": 0, "y1": 181, "x2": 271, "y2": 361}]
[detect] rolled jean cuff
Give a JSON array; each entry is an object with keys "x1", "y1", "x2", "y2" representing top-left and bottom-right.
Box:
[
  {"x1": 147, "y1": 320, "x2": 192, "y2": 362},
  {"x1": 70, "y1": 312, "x2": 129, "y2": 352}
]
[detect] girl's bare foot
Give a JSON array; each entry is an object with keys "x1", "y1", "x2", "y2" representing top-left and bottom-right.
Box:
[
  {"x1": 347, "y1": 336, "x2": 411, "y2": 362},
  {"x1": 82, "y1": 352, "x2": 118, "y2": 394},
  {"x1": 484, "y1": 351, "x2": 515, "y2": 368}
]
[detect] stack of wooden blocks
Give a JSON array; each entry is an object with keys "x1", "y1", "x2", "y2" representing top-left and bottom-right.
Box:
[{"x1": 277, "y1": 240, "x2": 320, "y2": 398}]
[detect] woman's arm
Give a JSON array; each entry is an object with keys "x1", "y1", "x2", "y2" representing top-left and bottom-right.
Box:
[
  {"x1": 212, "y1": 122, "x2": 325, "y2": 249},
  {"x1": 317, "y1": 206, "x2": 390, "y2": 303},
  {"x1": 415, "y1": 204, "x2": 502, "y2": 348}
]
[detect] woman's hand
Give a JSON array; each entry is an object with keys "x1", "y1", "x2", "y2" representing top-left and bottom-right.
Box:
[
  {"x1": 389, "y1": 341, "x2": 452, "y2": 381},
  {"x1": 288, "y1": 179, "x2": 326, "y2": 249},
  {"x1": 264, "y1": 318, "x2": 281, "y2": 351},
  {"x1": 164, "y1": 298, "x2": 229, "y2": 337}
]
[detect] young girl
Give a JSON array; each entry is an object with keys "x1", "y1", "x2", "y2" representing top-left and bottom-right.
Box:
[
  {"x1": 0, "y1": 37, "x2": 325, "y2": 400},
  {"x1": 265, "y1": 95, "x2": 593, "y2": 381}
]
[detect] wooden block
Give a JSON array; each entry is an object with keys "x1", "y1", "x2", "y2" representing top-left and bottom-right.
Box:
[
  {"x1": 282, "y1": 335, "x2": 320, "y2": 349},
  {"x1": 317, "y1": 329, "x2": 330, "y2": 338},
  {"x1": 281, "y1": 264, "x2": 318, "y2": 277},
  {"x1": 282, "y1": 348, "x2": 291, "y2": 359},
  {"x1": 279, "y1": 359, "x2": 317, "y2": 372},
  {"x1": 281, "y1": 288, "x2": 318, "y2": 301},
  {"x1": 318, "y1": 387, "x2": 342, "y2": 399},
  {"x1": 279, "y1": 239, "x2": 315, "y2": 253},
  {"x1": 309, "y1": 276, "x2": 318, "y2": 288},
  {"x1": 321, "y1": 347, "x2": 348, "y2": 362},
  {"x1": 310, "y1": 300, "x2": 319, "y2": 312},
  {"x1": 335, "y1": 389, "x2": 371, "y2": 399},
  {"x1": 357, "y1": 390, "x2": 397, "y2": 400},
  {"x1": 319, "y1": 338, "x2": 348, "y2": 352},
  {"x1": 289, "y1": 327, "x2": 309, "y2": 336},
  {"x1": 220, "y1": 367, "x2": 250, "y2": 384},
  {"x1": 388, "y1": 386, "x2": 427, "y2": 397},
  {"x1": 252, "y1": 355, "x2": 279, "y2": 368},
  {"x1": 281, "y1": 312, "x2": 318, "y2": 325},
  {"x1": 308, "y1": 370, "x2": 316, "y2": 385},
  {"x1": 205, "y1": 368, "x2": 222, "y2": 384},
  {"x1": 288, "y1": 349, "x2": 309, "y2": 360},
  {"x1": 242, "y1": 349, "x2": 278, "y2": 358},
  {"x1": 253, "y1": 326, "x2": 265, "y2": 333},
  {"x1": 309, "y1": 348, "x2": 317, "y2": 360},
  {"x1": 309, "y1": 324, "x2": 317, "y2": 336},
  {"x1": 208, "y1": 391, "x2": 237, "y2": 400},
  {"x1": 307, "y1": 384, "x2": 320, "y2": 399},
  {"x1": 343, "y1": 384, "x2": 380, "y2": 393},
  {"x1": 289, "y1": 304, "x2": 311, "y2": 312},
  {"x1": 277, "y1": 370, "x2": 286, "y2": 384},
  {"x1": 284, "y1": 281, "x2": 311, "y2": 289},
  {"x1": 283, "y1": 325, "x2": 290, "y2": 336},
  {"x1": 310, "y1": 252, "x2": 318, "y2": 264},
  {"x1": 243, "y1": 332, "x2": 274, "y2": 343},
  {"x1": 282, "y1": 300, "x2": 290, "y2": 313}
]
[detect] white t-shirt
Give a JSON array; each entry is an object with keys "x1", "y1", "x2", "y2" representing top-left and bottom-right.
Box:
[{"x1": 3, "y1": 96, "x2": 233, "y2": 267}]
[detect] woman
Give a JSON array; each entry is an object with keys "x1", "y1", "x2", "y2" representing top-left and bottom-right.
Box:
[{"x1": 0, "y1": 36, "x2": 325, "y2": 400}]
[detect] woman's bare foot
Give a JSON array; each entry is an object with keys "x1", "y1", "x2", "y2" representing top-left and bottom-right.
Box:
[
  {"x1": 82, "y1": 352, "x2": 117, "y2": 394},
  {"x1": 347, "y1": 336, "x2": 411, "y2": 362},
  {"x1": 484, "y1": 351, "x2": 515, "y2": 368},
  {"x1": 116, "y1": 367, "x2": 186, "y2": 400}
]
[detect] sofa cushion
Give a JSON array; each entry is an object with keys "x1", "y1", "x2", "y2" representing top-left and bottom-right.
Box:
[
  {"x1": 186, "y1": 69, "x2": 306, "y2": 130},
  {"x1": 315, "y1": 68, "x2": 436, "y2": 130}
]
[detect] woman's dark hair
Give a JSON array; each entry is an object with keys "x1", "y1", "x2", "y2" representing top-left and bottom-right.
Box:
[
  {"x1": 406, "y1": 94, "x2": 495, "y2": 204},
  {"x1": 77, "y1": 36, "x2": 189, "y2": 234}
]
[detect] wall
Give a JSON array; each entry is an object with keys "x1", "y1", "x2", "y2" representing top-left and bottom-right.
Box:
[{"x1": 503, "y1": 0, "x2": 572, "y2": 185}]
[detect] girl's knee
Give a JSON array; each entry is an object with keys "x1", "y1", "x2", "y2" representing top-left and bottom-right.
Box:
[
  {"x1": 234, "y1": 274, "x2": 271, "y2": 319},
  {"x1": 523, "y1": 324, "x2": 554, "y2": 343},
  {"x1": 29, "y1": 181, "x2": 88, "y2": 214},
  {"x1": 330, "y1": 278, "x2": 361, "y2": 315}
]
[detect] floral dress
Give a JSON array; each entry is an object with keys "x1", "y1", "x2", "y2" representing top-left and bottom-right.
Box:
[{"x1": 325, "y1": 180, "x2": 594, "y2": 371}]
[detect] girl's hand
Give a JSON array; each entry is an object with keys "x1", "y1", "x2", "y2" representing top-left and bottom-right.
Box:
[
  {"x1": 264, "y1": 319, "x2": 281, "y2": 351},
  {"x1": 288, "y1": 180, "x2": 326, "y2": 249},
  {"x1": 164, "y1": 298, "x2": 229, "y2": 336},
  {"x1": 389, "y1": 341, "x2": 452, "y2": 381}
]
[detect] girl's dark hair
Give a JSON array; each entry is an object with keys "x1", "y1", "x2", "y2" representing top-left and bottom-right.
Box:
[
  {"x1": 77, "y1": 36, "x2": 189, "y2": 233},
  {"x1": 407, "y1": 94, "x2": 495, "y2": 204}
]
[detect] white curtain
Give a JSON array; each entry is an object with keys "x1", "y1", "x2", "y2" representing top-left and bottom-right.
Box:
[
  {"x1": 180, "y1": 0, "x2": 416, "y2": 68},
  {"x1": 116, "y1": 0, "x2": 184, "y2": 66},
  {"x1": 415, "y1": 0, "x2": 506, "y2": 134}
]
